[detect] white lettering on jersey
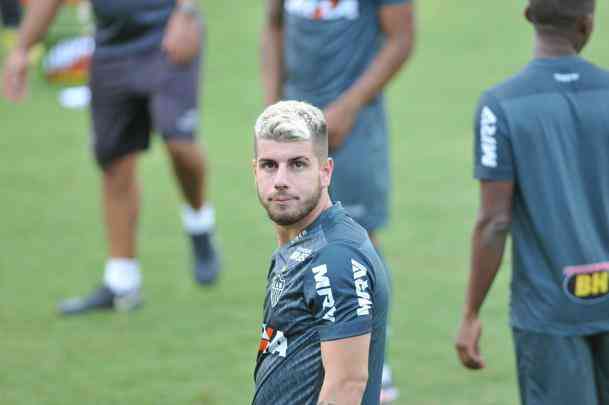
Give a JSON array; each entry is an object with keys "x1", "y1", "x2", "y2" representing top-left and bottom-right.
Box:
[
  {"x1": 554, "y1": 73, "x2": 580, "y2": 83},
  {"x1": 480, "y1": 106, "x2": 498, "y2": 168},
  {"x1": 351, "y1": 259, "x2": 372, "y2": 316},
  {"x1": 312, "y1": 264, "x2": 336, "y2": 322},
  {"x1": 285, "y1": 0, "x2": 359, "y2": 21},
  {"x1": 290, "y1": 247, "x2": 312, "y2": 263}
]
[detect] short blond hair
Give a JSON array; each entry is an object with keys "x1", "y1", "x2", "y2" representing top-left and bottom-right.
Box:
[{"x1": 254, "y1": 100, "x2": 328, "y2": 158}]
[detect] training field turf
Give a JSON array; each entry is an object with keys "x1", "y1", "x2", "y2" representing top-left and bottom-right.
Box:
[{"x1": 2, "y1": 1, "x2": 609, "y2": 404}]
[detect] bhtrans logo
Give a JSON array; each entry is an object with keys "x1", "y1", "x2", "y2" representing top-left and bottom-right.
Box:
[
  {"x1": 563, "y1": 262, "x2": 609, "y2": 304},
  {"x1": 285, "y1": 0, "x2": 359, "y2": 20},
  {"x1": 480, "y1": 106, "x2": 498, "y2": 168},
  {"x1": 258, "y1": 324, "x2": 288, "y2": 358}
]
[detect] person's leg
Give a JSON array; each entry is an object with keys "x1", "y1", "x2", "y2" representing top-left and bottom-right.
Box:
[
  {"x1": 151, "y1": 47, "x2": 220, "y2": 285},
  {"x1": 591, "y1": 332, "x2": 609, "y2": 403},
  {"x1": 165, "y1": 140, "x2": 206, "y2": 210},
  {"x1": 103, "y1": 154, "x2": 139, "y2": 259},
  {"x1": 58, "y1": 55, "x2": 150, "y2": 315},
  {"x1": 512, "y1": 328, "x2": 598, "y2": 405}
]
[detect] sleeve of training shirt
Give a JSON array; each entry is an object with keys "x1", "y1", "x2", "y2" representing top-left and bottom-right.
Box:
[
  {"x1": 473, "y1": 91, "x2": 515, "y2": 181},
  {"x1": 304, "y1": 243, "x2": 374, "y2": 342}
]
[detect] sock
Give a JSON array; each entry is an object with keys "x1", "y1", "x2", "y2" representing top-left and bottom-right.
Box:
[
  {"x1": 382, "y1": 364, "x2": 393, "y2": 385},
  {"x1": 103, "y1": 258, "x2": 141, "y2": 295},
  {"x1": 182, "y1": 203, "x2": 215, "y2": 235}
]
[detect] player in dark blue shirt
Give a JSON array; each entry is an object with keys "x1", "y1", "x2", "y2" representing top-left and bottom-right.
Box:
[
  {"x1": 456, "y1": 1, "x2": 609, "y2": 404},
  {"x1": 253, "y1": 101, "x2": 389, "y2": 405},
  {"x1": 3, "y1": 0, "x2": 221, "y2": 314}
]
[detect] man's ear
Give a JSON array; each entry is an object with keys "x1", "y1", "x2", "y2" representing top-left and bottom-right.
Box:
[
  {"x1": 576, "y1": 14, "x2": 594, "y2": 46},
  {"x1": 524, "y1": 6, "x2": 533, "y2": 24},
  {"x1": 252, "y1": 158, "x2": 257, "y2": 178},
  {"x1": 320, "y1": 157, "x2": 334, "y2": 188}
]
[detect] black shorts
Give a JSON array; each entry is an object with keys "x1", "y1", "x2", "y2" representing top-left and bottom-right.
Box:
[
  {"x1": 89, "y1": 47, "x2": 200, "y2": 168},
  {"x1": 512, "y1": 328, "x2": 609, "y2": 405}
]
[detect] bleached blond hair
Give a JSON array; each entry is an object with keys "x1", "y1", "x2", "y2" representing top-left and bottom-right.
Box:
[{"x1": 254, "y1": 100, "x2": 328, "y2": 158}]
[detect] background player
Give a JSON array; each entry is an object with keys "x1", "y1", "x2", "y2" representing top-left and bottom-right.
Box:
[
  {"x1": 260, "y1": 1, "x2": 415, "y2": 400},
  {"x1": 252, "y1": 101, "x2": 389, "y2": 405},
  {"x1": 455, "y1": 0, "x2": 609, "y2": 403},
  {"x1": 2, "y1": 0, "x2": 221, "y2": 314}
]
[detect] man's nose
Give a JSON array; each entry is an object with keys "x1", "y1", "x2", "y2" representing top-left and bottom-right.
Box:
[{"x1": 273, "y1": 164, "x2": 289, "y2": 190}]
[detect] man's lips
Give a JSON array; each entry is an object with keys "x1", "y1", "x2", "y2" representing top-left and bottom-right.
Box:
[{"x1": 270, "y1": 195, "x2": 298, "y2": 202}]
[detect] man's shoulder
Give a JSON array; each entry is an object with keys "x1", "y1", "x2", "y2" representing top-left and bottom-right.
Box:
[
  {"x1": 483, "y1": 58, "x2": 609, "y2": 105},
  {"x1": 481, "y1": 64, "x2": 540, "y2": 105}
]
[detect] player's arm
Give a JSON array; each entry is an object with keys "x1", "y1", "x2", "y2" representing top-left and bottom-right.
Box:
[
  {"x1": 325, "y1": 1, "x2": 415, "y2": 150},
  {"x1": 2, "y1": 0, "x2": 62, "y2": 101},
  {"x1": 455, "y1": 180, "x2": 513, "y2": 370},
  {"x1": 162, "y1": 0, "x2": 203, "y2": 65},
  {"x1": 318, "y1": 333, "x2": 371, "y2": 405},
  {"x1": 260, "y1": 0, "x2": 284, "y2": 105}
]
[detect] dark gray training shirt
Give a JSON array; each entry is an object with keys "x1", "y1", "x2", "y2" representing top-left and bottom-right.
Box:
[
  {"x1": 90, "y1": 0, "x2": 175, "y2": 58},
  {"x1": 474, "y1": 56, "x2": 609, "y2": 336},
  {"x1": 282, "y1": 0, "x2": 410, "y2": 108},
  {"x1": 253, "y1": 203, "x2": 389, "y2": 405}
]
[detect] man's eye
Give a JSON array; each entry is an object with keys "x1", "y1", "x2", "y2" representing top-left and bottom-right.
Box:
[
  {"x1": 292, "y1": 160, "x2": 307, "y2": 169},
  {"x1": 260, "y1": 161, "x2": 276, "y2": 169}
]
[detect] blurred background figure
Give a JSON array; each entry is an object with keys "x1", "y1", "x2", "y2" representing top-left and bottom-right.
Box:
[
  {"x1": 260, "y1": 0, "x2": 415, "y2": 403},
  {"x1": 456, "y1": 1, "x2": 609, "y2": 404},
  {"x1": 2, "y1": 0, "x2": 221, "y2": 315}
]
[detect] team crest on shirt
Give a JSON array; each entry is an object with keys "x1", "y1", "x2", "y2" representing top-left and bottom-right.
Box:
[
  {"x1": 285, "y1": 0, "x2": 359, "y2": 20},
  {"x1": 563, "y1": 262, "x2": 609, "y2": 304},
  {"x1": 270, "y1": 271, "x2": 286, "y2": 307}
]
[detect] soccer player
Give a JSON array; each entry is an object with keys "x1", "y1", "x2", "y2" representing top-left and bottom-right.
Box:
[
  {"x1": 261, "y1": 2, "x2": 415, "y2": 400},
  {"x1": 2, "y1": 0, "x2": 221, "y2": 314},
  {"x1": 455, "y1": 0, "x2": 609, "y2": 403},
  {"x1": 252, "y1": 101, "x2": 389, "y2": 405}
]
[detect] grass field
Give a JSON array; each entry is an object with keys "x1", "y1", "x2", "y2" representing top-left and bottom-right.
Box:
[{"x1": 2, "y1": 1, "x2": 609, "y2": 404}]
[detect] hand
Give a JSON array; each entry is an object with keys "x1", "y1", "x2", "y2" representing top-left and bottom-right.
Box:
[
  {"x1": 2, "y1": 47, "x2": 29, "y2": 102},
  {"x1": 455, "y1": 314, "x2": 486, "y2": 370},
  {"x1": 323, "y1": 99, "x2": 360, "y2": 152},
  {"x1": 162, "y1": 9, "x2": 202, "y2": 65}
]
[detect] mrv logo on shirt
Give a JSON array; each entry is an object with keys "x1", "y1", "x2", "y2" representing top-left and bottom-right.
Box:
[{"x1": 480, "y1": 106, "x2": 498, "y2": 168}]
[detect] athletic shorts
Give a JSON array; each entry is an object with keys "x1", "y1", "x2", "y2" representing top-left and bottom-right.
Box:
[
  {"x1": 89, "y1": 47, "x2": 200, "y2": 168},
  {"x1": 329, "y1": 100, "x2": 390, "y2": 232},
  {"x1": 512, "y1": 328, "x2": 609, "y2": 405}
]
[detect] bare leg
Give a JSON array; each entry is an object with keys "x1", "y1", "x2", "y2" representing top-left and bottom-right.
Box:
[
  {"x1": 57, "y1": 153, "x2": 142, "y2": 315},
  {"x1": 103, "y1": 154, "x2": 139, "y2": 258},
  {"x1": 165, "y1": 140, "x2": 206, "y2": 209},
  {"x1": 165, "y1": 140, "x2": 219, "y2": 284}
]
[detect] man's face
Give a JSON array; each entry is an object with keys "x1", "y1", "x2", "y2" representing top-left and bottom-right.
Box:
[{"x1": 254, "y1": 139, "x2": 331, "y2": 226}]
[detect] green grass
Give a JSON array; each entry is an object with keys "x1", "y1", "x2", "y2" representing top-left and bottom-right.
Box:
[{"x1": 2, "y1": 1, "x2": 609, "y2": 404}]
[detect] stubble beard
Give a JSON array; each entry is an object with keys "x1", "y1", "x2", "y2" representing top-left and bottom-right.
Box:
[{"x1": 259, "y1": 185, "x2": 322, "y2": 227}]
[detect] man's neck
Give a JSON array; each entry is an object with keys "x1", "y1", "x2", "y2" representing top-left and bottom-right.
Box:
[
  {"x1": 534, "y1": 32, "x2": 578, "y2": 59},
  {"x1": 275, "y1": 194, "x2": 333, "y2": 246}
]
